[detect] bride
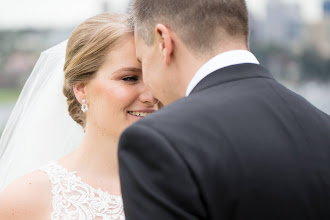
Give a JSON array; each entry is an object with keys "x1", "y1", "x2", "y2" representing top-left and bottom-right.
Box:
[{"x1": 0, "y1": 13, "x2": 158, "y2": 219}]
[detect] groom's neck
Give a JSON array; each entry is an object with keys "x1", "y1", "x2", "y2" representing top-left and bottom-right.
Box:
[{"x1": 179, "y1": 39, "x2": 249, "y2": 94}]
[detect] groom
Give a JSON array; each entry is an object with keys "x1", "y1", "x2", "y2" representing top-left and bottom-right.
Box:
[{"x1": 118, "y1": 0, "x2": 330, "y2": 219}]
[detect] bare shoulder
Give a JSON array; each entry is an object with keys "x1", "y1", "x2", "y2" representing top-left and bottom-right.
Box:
[{"x1": 0, "y1": 170, "x2": 52, "y2": 219}]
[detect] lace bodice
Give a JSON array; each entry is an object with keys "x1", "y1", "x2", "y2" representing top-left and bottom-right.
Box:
[{"x1": 40, "y1": 162, "x2": 125, "y2": 220}]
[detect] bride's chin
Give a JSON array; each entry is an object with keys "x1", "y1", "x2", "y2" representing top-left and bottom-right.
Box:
[{"x1": 125, "y1": 116, "x2": 137, "y2": 124}]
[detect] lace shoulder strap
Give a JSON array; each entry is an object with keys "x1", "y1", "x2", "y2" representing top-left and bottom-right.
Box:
[
  {"x1": 39, "y1": 161, "x2": 125, "y2": 220},
  {"x1": 39, "y1": 161, "x2": 71, "y2": 185}
]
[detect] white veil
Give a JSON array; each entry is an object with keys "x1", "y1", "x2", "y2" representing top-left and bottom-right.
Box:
[{"x1": 0, "y1": 40, "x2": 84, "y2": 191}]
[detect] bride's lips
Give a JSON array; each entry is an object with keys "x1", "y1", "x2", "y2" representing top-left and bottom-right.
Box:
[{"x1": 127, "y1": 109, "x2": 156, "y2": 118}]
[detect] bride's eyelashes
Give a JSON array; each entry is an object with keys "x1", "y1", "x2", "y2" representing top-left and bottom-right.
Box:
[{"x1": 121, "y1": 75, "x2": 139, "y2": 83}]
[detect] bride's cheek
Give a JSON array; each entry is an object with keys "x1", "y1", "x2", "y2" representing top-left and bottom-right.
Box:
[{"x1": 113, "y1": 86, "x2": 138, "y2": 102}]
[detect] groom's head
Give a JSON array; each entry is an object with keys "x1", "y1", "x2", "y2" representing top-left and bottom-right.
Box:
[{"x1": 132, "y1": 0, "x2": 249, "y2": 105}]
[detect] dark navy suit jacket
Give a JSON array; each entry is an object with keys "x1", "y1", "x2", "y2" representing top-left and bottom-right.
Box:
[{"x1": 119, "y1": 64, "x2": 330, "y2": 220}]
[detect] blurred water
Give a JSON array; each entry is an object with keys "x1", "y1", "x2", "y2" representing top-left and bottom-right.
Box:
[{"x1": 286, "y1": 82, "x2": 330, "y2": 115}]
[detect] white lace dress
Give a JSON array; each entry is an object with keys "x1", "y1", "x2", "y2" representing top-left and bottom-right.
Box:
[{"x1": 40, "y1": 161, "x2": 125, "y2": 220}]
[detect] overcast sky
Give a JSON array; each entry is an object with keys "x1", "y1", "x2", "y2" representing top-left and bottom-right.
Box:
[{"x1": 0, "y1": 0, "x2": 325, "y2": 29}]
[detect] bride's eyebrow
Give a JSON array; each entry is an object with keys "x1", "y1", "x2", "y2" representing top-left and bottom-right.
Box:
[{"x1": 113, "y1": 67, "x2": 142, "y2": 74}]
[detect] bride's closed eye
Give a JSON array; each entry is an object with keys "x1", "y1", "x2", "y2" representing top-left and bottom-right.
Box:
[
  {"x1": 112, "y1": 67, "x2": 142, "y2": 83},
  {"x1": 122, "y1": 75, "x2": 139, "y2": 83}
]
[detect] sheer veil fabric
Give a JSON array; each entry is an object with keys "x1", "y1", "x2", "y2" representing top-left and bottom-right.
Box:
[{"x1": 0, "y1": 40, "x2": 84, "y2": 191}]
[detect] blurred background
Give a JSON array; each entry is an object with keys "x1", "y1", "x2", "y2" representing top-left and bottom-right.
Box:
[{"x1": 0, "y1": 0, "x2": 329, "y2": 137}]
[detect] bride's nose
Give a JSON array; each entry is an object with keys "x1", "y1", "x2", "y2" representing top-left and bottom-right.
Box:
[{"x1": 138, "y1": 86, "x2": 159, "y2": 106}]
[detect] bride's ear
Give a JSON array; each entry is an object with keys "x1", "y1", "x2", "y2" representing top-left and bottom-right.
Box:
[{"x1": 73, "y1": 83, "x2": 87, "y2": 104}]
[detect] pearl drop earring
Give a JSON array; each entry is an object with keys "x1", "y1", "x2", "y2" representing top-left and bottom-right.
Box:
[{"x1": 81, "y1": 99, "x2": 88, "y2": 112}]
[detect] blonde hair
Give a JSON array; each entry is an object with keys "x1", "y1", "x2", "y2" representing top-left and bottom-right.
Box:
[{"x1": 63, "y1": 13, "x2": 133, "y2": 127}]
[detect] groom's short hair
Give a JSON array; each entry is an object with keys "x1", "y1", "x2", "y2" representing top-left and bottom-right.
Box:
[{"x1": 131, "y1": 0, "x2": 249, "y2": 54}]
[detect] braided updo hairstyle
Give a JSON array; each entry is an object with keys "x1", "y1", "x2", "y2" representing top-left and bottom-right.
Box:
[{"x1": 63, "y1": 13, "x2": 133, "y2": 128}]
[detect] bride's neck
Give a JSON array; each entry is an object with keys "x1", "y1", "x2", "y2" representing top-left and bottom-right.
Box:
[{"x1": 62, "y1": 124, "x2": 120, "y2": 177}]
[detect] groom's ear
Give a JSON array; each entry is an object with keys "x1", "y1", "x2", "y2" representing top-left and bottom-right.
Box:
[
  {"x1": 155, "y1": 24, "x2": 173, "y2": 65},
  {"x1": 73, "y1": 82, "x2": 87, "y2": 104}
]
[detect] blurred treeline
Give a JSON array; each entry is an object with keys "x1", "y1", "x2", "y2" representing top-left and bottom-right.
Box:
[
  {"x1": 251, "y1": 42, "x2": 330, "y2": 82},
  {"x1": 0, "y1": 29, "x2": 71, "y2": 92},
  {"x1": 0, "y1": 29, "x2": 329, "y2": 96}
]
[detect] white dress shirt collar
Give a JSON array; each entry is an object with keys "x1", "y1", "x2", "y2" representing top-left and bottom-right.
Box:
[{"x1": 186, "y1": 50, "x2": 259, "y2": 96}]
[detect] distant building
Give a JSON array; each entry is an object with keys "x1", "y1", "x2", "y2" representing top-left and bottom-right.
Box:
[
  {"x1": 101, "y1": 0, "x2": 110, "y2": 13},
  {"x1": 305, "y1": 1, "x2": 330, "y2": 59},
  {"x1": 324, "y1": 0, "x2": 330, "y2": 17},
  {"x1": 248, "y1": 13, "x2": 265, "y2": 44},
  {"x1": 263, "y1": 1, "x2": 303, "y2": 48}
]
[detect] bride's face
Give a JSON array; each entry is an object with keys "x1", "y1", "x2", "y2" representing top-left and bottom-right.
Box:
[{"x1": 84, "y1": 36, "x2": 158, "y2": 139}]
